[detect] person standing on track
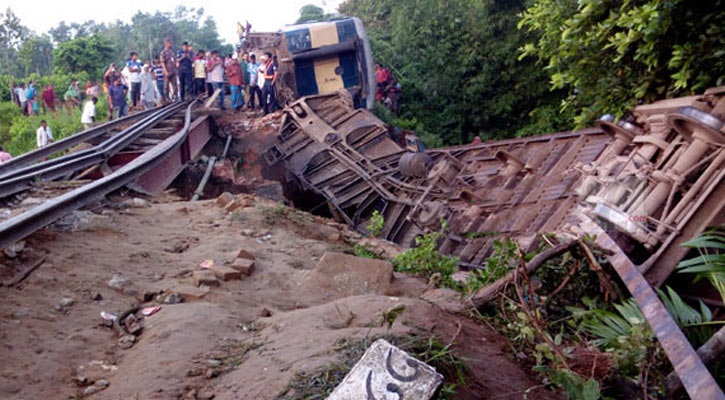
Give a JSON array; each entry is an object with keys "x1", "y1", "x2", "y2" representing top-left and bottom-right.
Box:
[
  {"x1": 140, "y1": 64, "x2": 161, "y2": 110},
  {"x1": 206, "y1": 50, "x2": 225, "y2": 110},
  {"x1": 126, "y1": 52, "x2": 143, "y2": 110},
  {"x1": 160, "y1": 38, "x2": 178, "y2": 102},
  {"x1": 193, "y1": 50, "x2": 207, "y2": 99},
  {"x1": 104, "y1": 63, "x2": 121, "y2": 119},
  {"x1": 177, "y1": 41, "x2": 193, "y2": 101},
  {"x1": 109, "y1": 77, "x2": 128, "y2": 119},
  {"x1": 152, "y1": 58, "x2": 165, "y2": 102},
  {"x1": 36, "y1": 120, "x2": 53, "y2": 148}
]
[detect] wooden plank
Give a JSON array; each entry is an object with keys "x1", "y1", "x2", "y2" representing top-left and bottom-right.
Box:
[{"x1": 578, "y1": 217, "x2": 724, "y2": 400}]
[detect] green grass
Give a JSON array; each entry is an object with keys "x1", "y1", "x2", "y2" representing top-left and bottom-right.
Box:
[{"x1": 0, "y1": 97, "x2": 109, "y2": 156}]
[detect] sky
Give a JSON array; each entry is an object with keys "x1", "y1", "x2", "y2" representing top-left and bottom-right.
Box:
[{"x1": 0, "y1": 0, "x2": 346, "y2": 45}]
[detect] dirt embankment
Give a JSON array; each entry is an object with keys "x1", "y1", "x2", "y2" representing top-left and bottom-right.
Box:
[{"x1": 0, "y1": 193, "x2": 554, "y2": 399}]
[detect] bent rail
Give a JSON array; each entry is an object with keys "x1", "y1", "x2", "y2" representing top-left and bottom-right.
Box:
[
  {"x1": 0, "y1": 101, "x2": 197, "y2": 250},
  {"x1": 0, "y1": 108, "x2": 159, "y2": 176},
  {"x1": 0, "y1": 103, "x2": 186, "y2": 199}
]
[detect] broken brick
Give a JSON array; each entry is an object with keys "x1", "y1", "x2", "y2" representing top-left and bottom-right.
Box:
[
  {"x1": 172, "y1": 285, "x2": 210, "y2": 301},
  {"x1": 193, "y1": 270, "x2": 219, "y2": 287},
  {"x1": 231, "y1": 258, "x2": 255, "y2": 276},
  {"x1": 236, "y1": 249, "x2": 255, "y2": 260},
  {"x1": 216, "y1": 192, "x2": 234, "y2": 207},
  {"x1": 211, "y1": 266, "x2": 242, "y2": 281}
]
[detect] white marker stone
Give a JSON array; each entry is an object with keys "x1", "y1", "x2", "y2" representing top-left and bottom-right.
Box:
[{"x1": 328, "y1": 339, "x2": 443, "y2": 400}]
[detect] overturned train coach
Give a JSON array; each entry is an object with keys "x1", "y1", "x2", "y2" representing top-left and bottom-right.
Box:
[
  {"x1": 241, "y1": 17, "x2": 376, "y2": 110},
  {"x1": 265, "y1": 87, "x2": 725, "y2": 286},
  {"x1": 264, "y1": 87, "x2": 725, "y2": 399}
]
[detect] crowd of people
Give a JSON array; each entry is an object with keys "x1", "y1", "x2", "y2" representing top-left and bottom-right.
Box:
[{"x1": 2, "y1": 38, "x2": 281, "y2": 161}]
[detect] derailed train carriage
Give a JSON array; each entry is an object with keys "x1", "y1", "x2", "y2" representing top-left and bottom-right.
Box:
[
  {"x1": 265, "y1": 87, "x2": 725, "y2": 284},
  {"x1": 241, "y1": 17, "x2": 376, "y2": 110},
  {"x1": 264, "y1": 87, "x2": 725, "y2": 398}
]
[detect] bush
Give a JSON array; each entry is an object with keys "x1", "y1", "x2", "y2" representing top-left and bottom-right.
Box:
[
  {"x1": 0, "y1": 101, "x2": 22, "y2": 145},
  {"x1": 5, "y1": 108, "x2": 84, "y2": 156},
  {"x1": 393, "y1": 227, "x2": 460, "y2": 289}
]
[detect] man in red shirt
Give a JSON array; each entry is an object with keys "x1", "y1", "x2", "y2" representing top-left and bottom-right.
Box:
[
  {"x1": 225, "y1": 55, "x2": 244, "y2": 111},
  {"x1": 41, "y1": 84, "x2": 56, "y2": 114},
  {"x1": 375, "y1": 63, "x2": 391, "y2": 102}
]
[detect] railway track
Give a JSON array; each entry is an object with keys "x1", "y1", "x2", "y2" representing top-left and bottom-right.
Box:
[{"x1": 0, "y1": 100, "x2": 216, "y2": 250}]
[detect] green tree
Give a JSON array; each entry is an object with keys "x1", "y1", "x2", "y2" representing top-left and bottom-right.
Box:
[
  {"x1": 18, "y1": 34, "x2": 53, "y2": 75},
  {"x1": 53, "y1": 35, "x2": 114, "y2": 78},
  {"x1": 0, "y1": 8, "x2": 28, "y2": 77},
  {"x1": 48, "y1": 21, "x2": 72, "y2": 44},
  {"x1": 297, "y1": 5, "x2": 325, "y2": 23},
  {"x1": 340, "y1": 0, "x2": 564, "y2": 144},
  {"x1": 519, "y1": 0, "x2": 725, "y2": 127}
]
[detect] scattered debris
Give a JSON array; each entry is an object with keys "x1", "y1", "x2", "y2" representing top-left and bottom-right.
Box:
[
  {"x1": 211, "y1": 265, "x2": 242, "y2": 281},
  {"x1": 193, "y1": 269, "x2": 219, "y2": 287},
  {"x1": 53, "y1": 210, "x2": 112, "y2": 232},
  {"x1": 328, "y1": 339, "x2": 443, "y2": 400},
  {"x1": 141, "y1": 306, "x2": 162, "y2": 317},
  {"x1": 231, "y1": 258, "x2": 255, "y2": 277},
  {"x1": 117, "y1": 334, "x2": 136, "y2": 350},
  {"x1": 106, "y1": 274, "x2": 130, "y2": 291}
]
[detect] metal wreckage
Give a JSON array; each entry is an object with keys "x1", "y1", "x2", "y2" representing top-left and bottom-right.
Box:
[{"x1": 264, "y1": 87, "x2": 725, "y2": 398}]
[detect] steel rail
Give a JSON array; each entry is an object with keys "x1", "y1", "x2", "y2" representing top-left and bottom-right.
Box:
[
  {"x1": 0, "y1": 103, "x2": 185, "y2": 182},
  {"x1": 0, "y1": 101, "x2": 198, "y2": 250},
  {"x1": 0, "y1": 103, "x2": 187, "y2": 199},
  {"x1": 0, "y1": 107, "x2": 159, "y2": 176}
]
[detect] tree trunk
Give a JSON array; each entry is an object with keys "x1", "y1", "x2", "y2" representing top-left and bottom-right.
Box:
[{"x1": 467, "y1": 239, "x2": 578, "y2": 307}]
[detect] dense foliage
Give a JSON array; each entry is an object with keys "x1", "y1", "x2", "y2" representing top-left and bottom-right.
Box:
[
  {"x1": 519, "y1": 0, "x2": 725, "y2": 126},
  {"x1": 53, "y1": 35, "x2": 114, "y2": 78},
  {"x1": 340, "y1": 0, "x2": 724, "y2": 143},
  {"x1": 340, "y1": 0, "x2": 570, "y2": 144}
]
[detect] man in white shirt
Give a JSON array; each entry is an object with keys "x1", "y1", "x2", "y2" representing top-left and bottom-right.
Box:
[
  {"x1": 127, "y1": 52, "x2": 143, "y2": 110},
  {"x1": 15, "y1": 84, "x2": 27, "y2": 115},
  {"x1": 206, "y1": 50, "x2": 226, "y2": 110},
  {"x1": 81, "y1": 97, "x2": 98, "y2": 129},
  {"x1": 36, "y1": 120, "x2": 53, "y2": 148}
]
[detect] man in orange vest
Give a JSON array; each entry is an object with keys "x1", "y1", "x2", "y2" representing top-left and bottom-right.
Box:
[{"x1": 260, "y1": 52, "x2": 278, "y2": 115}]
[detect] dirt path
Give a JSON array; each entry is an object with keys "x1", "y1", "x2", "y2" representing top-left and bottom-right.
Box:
[{"x1": 0, "y1": 195, "x2": 554, "y2": 399}]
